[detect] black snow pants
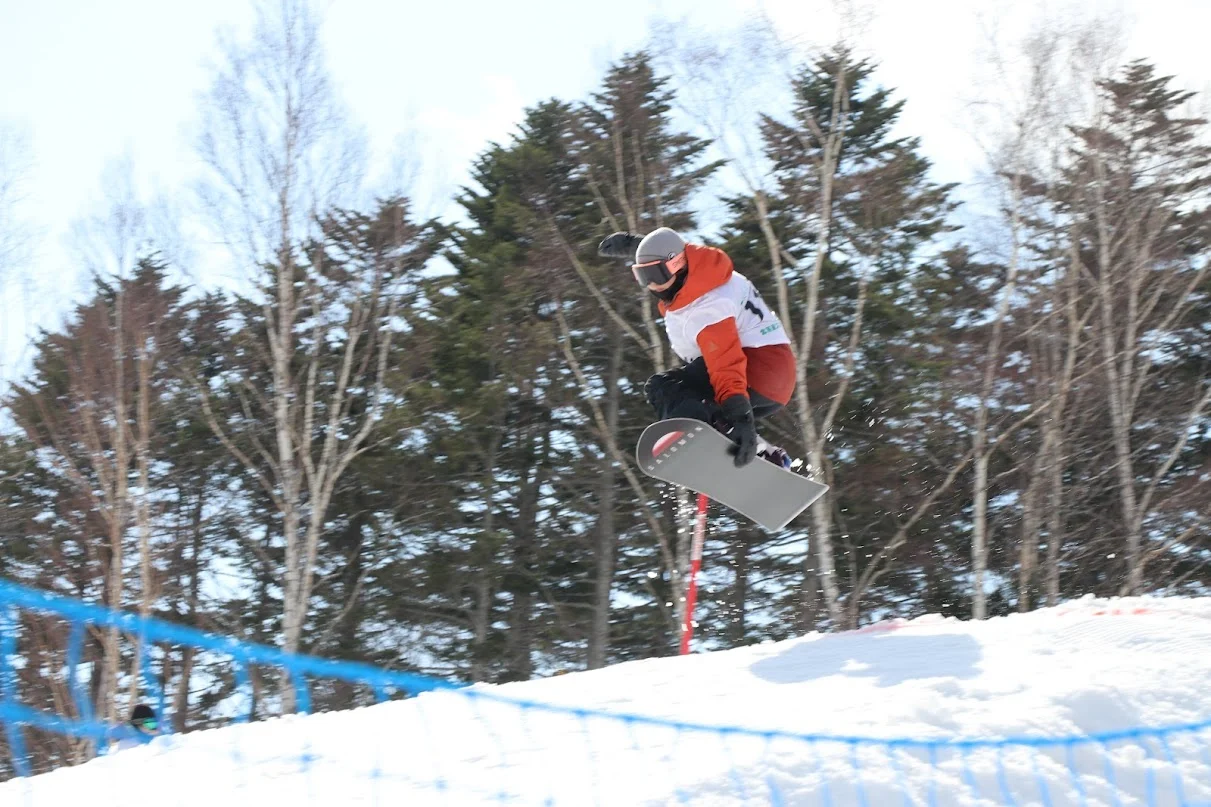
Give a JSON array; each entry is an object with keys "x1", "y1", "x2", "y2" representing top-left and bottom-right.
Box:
[{"x1": 644, "y1": 357, "x2": 783, "y2": 424}]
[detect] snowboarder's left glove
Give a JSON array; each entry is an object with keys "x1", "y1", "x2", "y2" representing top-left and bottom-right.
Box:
[
  {"x1": 598, "y1": 231, "x2": 643, "y2": 260},
  {"x1": 720, "y1": 394, "x2": 758, "y2": 467}
]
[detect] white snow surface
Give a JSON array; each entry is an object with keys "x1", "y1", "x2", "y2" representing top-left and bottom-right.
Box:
[{"x1": 5, "y1": 595, "x2": 1211, "y2": 806}]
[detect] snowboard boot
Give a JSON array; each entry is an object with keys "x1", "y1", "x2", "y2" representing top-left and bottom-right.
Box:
[
  {"x1": 713, "y1": 418, "x2": 798, "y2": 471},
  {"x1": 756, "y1": 438, "x2": 794, "y2": 470}
]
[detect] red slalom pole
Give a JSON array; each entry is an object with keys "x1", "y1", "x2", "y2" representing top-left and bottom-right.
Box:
[{"x1": 680, "y1": 492, "x2": 709, "y2": 655}]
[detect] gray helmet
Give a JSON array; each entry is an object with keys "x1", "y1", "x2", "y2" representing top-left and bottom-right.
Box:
[{"x1": 636, "y1": 228, "x2": 686, "y2": 263}]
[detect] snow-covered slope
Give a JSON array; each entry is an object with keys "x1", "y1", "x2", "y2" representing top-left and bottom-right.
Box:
[{"x1": 6, "y1": 596, "x2": 1211, "y2": 806}]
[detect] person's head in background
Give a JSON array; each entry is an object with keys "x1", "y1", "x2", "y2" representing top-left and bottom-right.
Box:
[{"x1": 129, "y1": 703, "x2": 160, "y2": 739}]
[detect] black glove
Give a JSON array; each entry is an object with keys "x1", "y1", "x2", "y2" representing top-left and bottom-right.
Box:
[
  {"x1": 598, "y1": 231, "x2": 643, "y2": 260},
  {"x1": 720, "y1": 394, "x2": 757, "y2": 467}
]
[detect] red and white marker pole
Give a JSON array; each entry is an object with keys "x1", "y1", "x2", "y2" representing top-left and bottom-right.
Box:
[{"x1": 679, "y1": 492, "x2": 709, "y2": 655}]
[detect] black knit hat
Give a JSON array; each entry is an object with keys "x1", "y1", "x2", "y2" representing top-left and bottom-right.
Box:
[{"x1": 130, "y1": 703, "x2": 155, "y2": 726}]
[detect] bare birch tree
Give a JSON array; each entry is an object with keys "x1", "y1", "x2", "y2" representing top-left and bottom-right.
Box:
[
  {"x1": 193, "y1": 0, "x2": 390, "y2": 704},
  {"x1": 1070, "y1": 64, "x2": 1211, "y2": 593},
  {"x1": 192, "y1": 199, "x2": 432, "y2": 703},
  {"x1": 8, "y1": 268, "x2": 179, "y2": 733},
  {"x1": 38, "y1": 161, "x2": 167, "y2": 722},
  {"x1": 964, "y1": 29, "x2": 1071, "y2": 619},
  {"x1": 959, "y1": 11, "x2": 1133, "y2": 616}
]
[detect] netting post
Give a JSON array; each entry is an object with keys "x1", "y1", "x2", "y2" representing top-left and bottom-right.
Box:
[{"x1": 680, "y1": 493, "x2": 709, "y2": 655}]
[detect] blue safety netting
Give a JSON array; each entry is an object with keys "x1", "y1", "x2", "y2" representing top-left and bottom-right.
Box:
[{"x1": 1, "y1": 578, "x2": 1209, "y2": 805}]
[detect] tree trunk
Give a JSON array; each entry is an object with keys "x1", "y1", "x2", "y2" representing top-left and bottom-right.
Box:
[
  {"x1": 272, "y1": 236, "x2": 307, "y2": 715},
  {"x1": 1087, "y1": 135, "x2": 1147, "y2": 595},
  {"x1": 1041, "y1": 232, "x2": 1084, "y2": 608},
  {"x1": 808, "y1": 448, "x2": 842, "y2": 628},
  {"x1": 504, "y1": 420, "x2": 548, "y2": 682},
  {"x1": 470, "y1": 570, "x2": 491, "y2": 683},
  {"x1": 1044, "y1": 425, "x2": 1064, "y2": 607},
  {"x1": 970, "y1": 154, "x2": 1028, "y2": 621},
  {"x1": 102, "y1": 286, "x2": 129, "y2": 724},
  {"x1": 800, "y1": 527, "x2": 819, "y2": 633},
  {"x1": 971, "y1": 452, "x2": 989, "y2": 620},
  {"x1": 172, "y1": 493, "x2": 204, "y2": 733},
  {"x1": 1107, "y1": 396, "x2": 1142, "y2": 594},
  {"x1": 1018, "y1": 463, "x2": 1043, "y2": 612},
  {"x1": 129, "y1": 340, "x2": 156, "y2": 707},
  {"x1": 470, "y1": 430, "x2": 503, "y2": 683},
  {"x1": 756, "y1": 58, "x2": 848, "y2": 635},
  {"x1": 328, "y1": 510, "x2": 368, "y2": 710},
  {"x1": 1095, "y1": 250, "x2": 1144, "y2": 594}
]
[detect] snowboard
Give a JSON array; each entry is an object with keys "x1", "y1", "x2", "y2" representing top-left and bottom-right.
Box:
[{"x1": 636, "y1": 418, "x2": 829, "y2": 531}]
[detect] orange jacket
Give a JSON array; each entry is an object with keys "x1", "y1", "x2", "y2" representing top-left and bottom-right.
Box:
[{"x1": 659, "y1": 244, "x2": 795, "y2": 406}]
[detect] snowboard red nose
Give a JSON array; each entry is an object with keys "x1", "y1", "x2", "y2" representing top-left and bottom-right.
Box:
[{"x1": 652, "y1": 431, "x2": 685, "y2": 456}]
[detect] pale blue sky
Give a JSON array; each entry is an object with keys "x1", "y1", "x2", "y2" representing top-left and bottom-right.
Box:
[{"x1": 2, "y1": 0, "x2": 1210, "y2": 377}]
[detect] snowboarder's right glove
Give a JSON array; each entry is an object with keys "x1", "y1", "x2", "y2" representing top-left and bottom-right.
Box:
[
  {"x1": 597, "y1": 231, "x2": 644, "y2": 260},
  {"x1": 720, "y1": 394, "x2": 758, "y2": 467}
]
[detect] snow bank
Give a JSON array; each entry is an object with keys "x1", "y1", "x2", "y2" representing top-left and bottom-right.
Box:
[{"x1": 5, "y1": 596, "x2": 1211, "y2": 806}]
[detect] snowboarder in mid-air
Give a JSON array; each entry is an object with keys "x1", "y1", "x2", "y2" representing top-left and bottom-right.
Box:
[{"x1": 599, "y1": 227, "x2": 796, "y2": 468}]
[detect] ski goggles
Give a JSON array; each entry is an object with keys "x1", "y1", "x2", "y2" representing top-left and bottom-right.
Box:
[
  {"x1": 631, "y1": 250, "x2": 687, "y2": 288},
  {"x1": 136, "y1": 718, "x2": 158, "y2": 732}
]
